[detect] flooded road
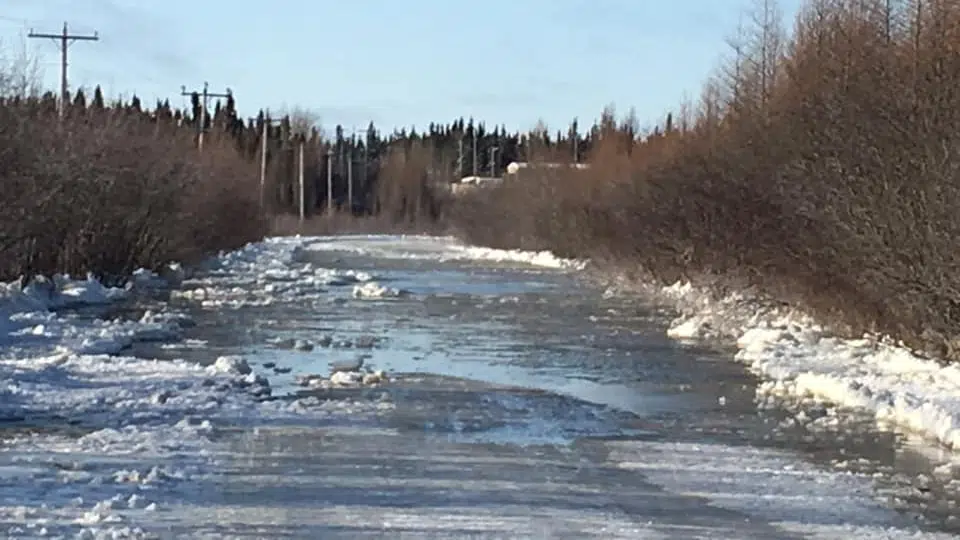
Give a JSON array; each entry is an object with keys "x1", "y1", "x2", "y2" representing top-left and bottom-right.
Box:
[
  {"x1": 112, "y1": 235, "x2": 956, "y2": 539},
  {"x1": 1, "y1": 234, "x2": 948, "y2": 538}
]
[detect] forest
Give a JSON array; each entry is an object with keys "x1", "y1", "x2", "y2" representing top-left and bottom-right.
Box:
[{"x1": 2, "y1": 0, "x2": 959, "y2": 362}]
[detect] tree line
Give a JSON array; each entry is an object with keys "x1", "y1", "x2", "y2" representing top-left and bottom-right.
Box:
[
  {"x1": 35, "y1": 84, "x2": 612, "y2": 219},
  {"x1": 0, "y1": 67, "x2": 608, "y2": 277}
]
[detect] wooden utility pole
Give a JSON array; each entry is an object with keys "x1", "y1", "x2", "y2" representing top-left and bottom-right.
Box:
[
  {"x1": 457, "y1": 135, "x2": 464, "y2": 179},
  {"x1": 28, "y1": 22, "x2": 98, "y2": 118},
  {"x1": 181, "y1": 82, "x2": 231, "y2": 151},
  {"x1": 572, "y1": 119, "x2": 580, "y2": 164},
  {"x1": 253, "y1": 116, "x2": 282, "y2": 209},
  {"x1": 326, "y1": 148, "x2": 334, "y2": 215},
  {"x1": 471, "y1": 129, "x2": 479, "y2": 176},
  {"x1": 361, "y1": 130, "x2": 369, "y2": 201},
  {"x1": 347, "y1": 133, "x2": 354, "y2": 214},
  {"x1": 260, "y1": 124, "x2": 268, "y2": 207},
  {"x1": 297, "y1": 137, "x2": 306, "y2": 222}
]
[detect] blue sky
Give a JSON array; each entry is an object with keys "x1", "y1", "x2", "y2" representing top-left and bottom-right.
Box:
[{"x1": 1, "y1": 0, "x2": 800, "y2": 134}]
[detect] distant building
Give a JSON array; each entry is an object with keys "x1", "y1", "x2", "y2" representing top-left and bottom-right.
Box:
[
  {"x1": 458, "y1": 175, "x2": 503, "y2": 186},
  {"x1": 504, "y1": 161, "x2": 591, "y2": 176},
  {"x1": 450, "y1": 175, "x2": 504, "y2": 196}
]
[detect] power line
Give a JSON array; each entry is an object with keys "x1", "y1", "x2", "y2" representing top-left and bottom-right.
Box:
[
  {"x1": 180, "y1": 81, "x2": 231, "y2": 151},
  {"x1": 28, "y1": 22, "x2": 99, "y2": 118},
  {"x1": 251, "y1": 115, "x2": 282, "y2": 210}
]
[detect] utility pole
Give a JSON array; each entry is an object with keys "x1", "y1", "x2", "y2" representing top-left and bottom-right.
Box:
[
  {"x1": 253, "y1": 116, "x2": 282, "y2": 210},
  {"x1": 471, "y1": 129, "x2": 478, "y2": 177},
  {"x1": 326, "y1": 148, "x2": 334, "y2": 216},
  {"x1": 456, "y1": 135, "x2": 464, "y2": 179},
  {"x1": 28, "y1": 22, "x2": 99, "y2": 119},
  {"x1": 489, "y1": 146, "x2": 499, "y2": 177},
  {"x1": 362, "y1": 142, "x2": 368, "y2": 189},
  {"x1": 572, "y1": 120, "x2": 580, "y2": 164},
  {"x1": 181, "y1": 82, "x2": 231, "y2": 151},
  {"x1": 298, "y1": 137, "x2": 306, "y2": 222},
  {"x1": 261, "y1": 124, "x2": 267, "y2": 207},
  {"x1": 361, "y1": 132, "x2": 369, "y2": 211},
  {"x1": 347, "y1": 132, "x2": 354, "y2": 215}
]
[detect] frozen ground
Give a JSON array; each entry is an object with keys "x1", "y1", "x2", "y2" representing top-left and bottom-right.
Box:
[{"x1": 0, "y1": 234, "x2": 957, "y2": 538}]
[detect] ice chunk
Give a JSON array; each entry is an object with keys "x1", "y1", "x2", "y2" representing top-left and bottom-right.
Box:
[
  {"x1": 330, "y1": 371, "x2": 363, "y2": 386},
  {"x1": 352, "y1": 282, "x2": 405, "y2": 299},
  {"x1": 207, "y1": 355, "x2": 252, "y2": 376}
]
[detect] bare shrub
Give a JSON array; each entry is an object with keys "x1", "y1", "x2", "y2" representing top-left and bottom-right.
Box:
[
  {"x1": 270, "y1": 212, "x2": 447, "y2": 238},
  {"x1": 0, "y1": 36, "x2": 42, "y2": 98},
  {"x1": 447, "y1": 0, "x2": 960, "y2": 361},
  {"x1": 0, "y1": 93, "x2": 266, "y2": 281},
  {"x1": 374, "y1": 139, "x2": 449, "y2": 225}
]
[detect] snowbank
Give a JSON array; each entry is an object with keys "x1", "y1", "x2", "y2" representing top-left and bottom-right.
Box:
[
  {"x1": 656, "y1": 279, "x2": 960, "y2": 451},
  {"x1": 303, "y1": 234, "x2": 588, "y2": 270},
  {"x1": 0, "y1": 274, "x2": 126, "y2": 319},
  {"x1": 172, "y1": 237, "x2": 389, "y2": 309},
  {"x1": 0, "y1": 268, "x2": 285, "y2": 425},
  {"x1": 0, "y1": 270, "x2": 276, "y2": 535}
]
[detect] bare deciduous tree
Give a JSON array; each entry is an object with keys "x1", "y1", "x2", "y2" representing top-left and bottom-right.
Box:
[
  {"x1": 0, "y1": 36, "x2": 42, "y2": 98},
  {"x1": 446, "y1": 0, "x2": 960, "y2": 361}
]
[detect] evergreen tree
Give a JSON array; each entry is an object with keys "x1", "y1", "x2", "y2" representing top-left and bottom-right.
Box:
[
  {"x1": 92, "y1": 85, "x2": 105, "y2": 110},
  {"x1": 72, "y1": 88, "x2": 86, "y2": 110}
]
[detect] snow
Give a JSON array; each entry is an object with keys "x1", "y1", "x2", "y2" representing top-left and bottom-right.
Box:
[
  {"x1": 206, "y1": 354, "x2": 252, "y2": 376},
  {"x1": 129, "y1": 262, "x2": 185, "y2": 290},
  {"x1": 170, "y1": 238, "x2": 385, "y2": 309},
  {"x1": 661, "y1": 279, "x2": 960, "y2": 453},
  {"x1": 303, "y1": 234, "x2": 588, "y2": 270},
  {"x1": 0, "y1": 276, "x2": 127, "y2": 344},
  {"x1": 329, "y1": 370, "x2": 364, "y2": 385},
  {"x1": 352, "y1": 281, "x2": 406, "y2": 299},
  {"x1": 0, "y1": 241, "x2": 394, "y2": 536}
]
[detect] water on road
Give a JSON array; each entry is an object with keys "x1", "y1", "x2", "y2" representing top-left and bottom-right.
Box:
[{"x1": 4, "y1": 235, "x2": 960, "y2": 539}]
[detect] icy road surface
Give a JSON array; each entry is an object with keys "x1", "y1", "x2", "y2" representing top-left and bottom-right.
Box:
[{"x1": 0, "y1": 234, "x2": 958, "y2": 538}]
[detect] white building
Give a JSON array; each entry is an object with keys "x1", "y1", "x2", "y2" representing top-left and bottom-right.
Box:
[
  {"x1": 505, "y1": 162, "x2": 590, "y2": 175},
  {"x1": 450, "y1": 175, "x2": 504, "y2": 196}
]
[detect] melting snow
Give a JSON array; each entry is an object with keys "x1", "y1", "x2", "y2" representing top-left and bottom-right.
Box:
[
  {"x1": 0, "y1": 240, "x2": 393, "y2": 536},
  {"x1": 352, "y1": 281, "x2": 406, "y2": 299},
  {"x1": 662, "y1": 279, "x2": 960, "y2": 452},
  {"x1": 303, "y1": 234, "x2": 587, "y2": 270}
]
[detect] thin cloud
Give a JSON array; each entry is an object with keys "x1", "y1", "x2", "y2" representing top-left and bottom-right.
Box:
[{"x1": 7, "y1": 0, "x2": 200, "y2": 81}]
